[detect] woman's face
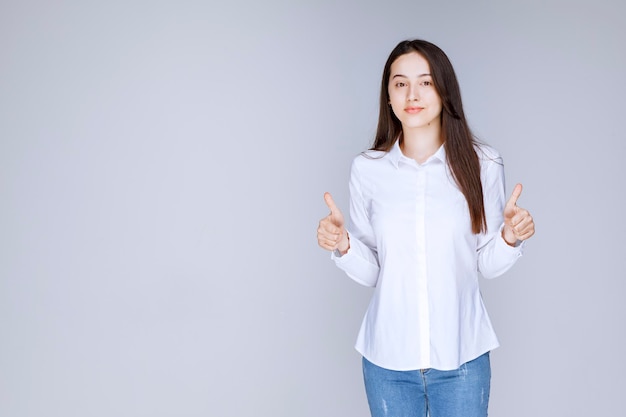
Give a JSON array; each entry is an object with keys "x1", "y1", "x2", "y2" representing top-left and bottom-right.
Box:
[{"x1": 388, "y1": 52, "x2": 443, "y2": 131}]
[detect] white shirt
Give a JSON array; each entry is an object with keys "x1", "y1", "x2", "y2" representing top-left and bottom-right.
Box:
[{"x1": 332, "y1": 140, "x2": 524, "y2": 371}]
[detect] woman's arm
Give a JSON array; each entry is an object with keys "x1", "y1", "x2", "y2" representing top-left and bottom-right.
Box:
[
  {"x1": 317, "y1": 159, "x2": 380, "y2": 287},
  {"x1": 476, "y1": 152, "x2": 534, "y2": 279}
]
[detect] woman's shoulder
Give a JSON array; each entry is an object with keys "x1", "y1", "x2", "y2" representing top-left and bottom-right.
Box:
[
  {"x1": 352, "y1": 149, "x2": 389, "y2": 167},
  {"x1": 474, "y1": 142, "x2": 503, "y2": 166},
  {"x1": 347, "y1": 150, "x2": 390, "y2": 184}
]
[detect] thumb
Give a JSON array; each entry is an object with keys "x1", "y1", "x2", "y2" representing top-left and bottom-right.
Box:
[
  {"x1": 506, "y1": 183, "x2": 523, "y2": 209},
  {"x1": 324, "y1": 192, "x2": 343, "y2": 222}
]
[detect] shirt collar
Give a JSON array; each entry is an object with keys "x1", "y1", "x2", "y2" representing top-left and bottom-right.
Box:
[{"x1": 388, "y1": 139, "x2": 447, "y2": 168}]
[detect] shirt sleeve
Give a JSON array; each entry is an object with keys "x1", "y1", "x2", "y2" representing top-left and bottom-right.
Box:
[
  {"x1": 476, "y1": 152, "x2": 525, "y2": 279},
  {"x1": 331, "y1": 158, "x2": 380, "y2": 287}
]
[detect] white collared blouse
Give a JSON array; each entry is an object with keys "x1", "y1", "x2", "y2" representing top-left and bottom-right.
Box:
[{"x1": 332, "y1": 140, "x2": 524, "y2": 371}]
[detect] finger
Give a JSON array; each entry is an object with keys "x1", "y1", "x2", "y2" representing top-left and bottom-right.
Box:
[
  {"x1": 318, "y1": 235, "x2": 342, "y2": 250},
  {"x1": 324, "y1": 192, "x2": 341, "y2": 216},
  {"x1": 515, "y1": 228, "x2": 534, "y2": 241},
  {"x1": 518, "y1": 229, "x2": 535, "y2": 241},
  {"x1": 318, "y1": 230, "x2": 341, "y2": 244},
  {"x1": 510, "y1": 215, "x2": 535, "y2": 238},
  {"x1": 318, "y1": 240, "x2": 337, "y2": 251},
  {"x1": 506, "y1": 183, "x2": 523, "y2": 208},
  {"x1": 318, "y1": 237, "x2": 338, "y2": 250},
  {"x1": 512, "y1": 218, "x2": 534, "y2": 237},
  {"x1": 509, "y1": 209, "x2": 531, "y2": 228},
  {"x1": 319, "y1": 218, "x2": 342, "y2": 236}
]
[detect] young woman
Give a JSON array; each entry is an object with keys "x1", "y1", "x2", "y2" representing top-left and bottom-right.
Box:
[{"x1": 317, "y1": 40, "x2": 535, "y2": 417}]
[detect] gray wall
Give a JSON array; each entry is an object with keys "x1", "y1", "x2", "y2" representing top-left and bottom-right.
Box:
[{"x1": 1, "y1": 0, "x2": 624, "y2": 416}]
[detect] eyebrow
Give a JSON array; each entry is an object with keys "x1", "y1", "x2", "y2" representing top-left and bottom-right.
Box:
[{"x1": 392, "y1": 73, "x2": 431, "y2": 79}]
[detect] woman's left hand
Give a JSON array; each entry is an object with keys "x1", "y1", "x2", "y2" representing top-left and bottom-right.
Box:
[{"x1": 502, "y1": 183, "x2": 535, "y2": 245}]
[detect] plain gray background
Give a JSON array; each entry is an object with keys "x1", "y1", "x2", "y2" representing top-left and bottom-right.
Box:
[{"x1": 1, "y1": 0, "x2": 624, "y2": 416}]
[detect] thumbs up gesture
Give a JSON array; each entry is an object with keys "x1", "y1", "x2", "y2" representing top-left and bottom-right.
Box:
[
  {"x1": 317, "y1": 192, "x2": 350, "y2": 255},
  {"x1": 502, "y1": 184, "x2": 535, "y2": 245}
]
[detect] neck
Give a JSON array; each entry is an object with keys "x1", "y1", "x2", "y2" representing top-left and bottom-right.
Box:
[{"x1": 400, "y1": 124, "x2": 443, "y2": 164}]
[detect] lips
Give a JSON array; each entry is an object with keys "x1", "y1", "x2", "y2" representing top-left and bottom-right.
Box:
[{"x1": 404, "y1": 106, "x2": 424, "y2": 114}]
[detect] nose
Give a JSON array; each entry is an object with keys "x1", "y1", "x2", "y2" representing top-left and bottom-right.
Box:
[{"x1": 407, "y1": 84, "x2": 420, "y2": 102}]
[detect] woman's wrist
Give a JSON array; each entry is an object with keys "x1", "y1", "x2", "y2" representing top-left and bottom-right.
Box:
[
  {"x1": 502, "y1": 225, "x2": 518, "y2": 247},
  {"x1": 337, "y1": 231, "x2": 350, "y2": 255}
]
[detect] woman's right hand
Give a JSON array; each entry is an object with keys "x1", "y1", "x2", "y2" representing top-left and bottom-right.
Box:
[{"x1": 317, "y1": 192, "x2": 350, "y2": 255}]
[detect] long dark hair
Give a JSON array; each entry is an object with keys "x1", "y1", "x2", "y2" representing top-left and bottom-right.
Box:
[{"x1": 372, "y1": 39, "x2": 486, "y2": 234}]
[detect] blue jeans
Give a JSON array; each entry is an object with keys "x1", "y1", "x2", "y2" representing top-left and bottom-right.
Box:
[{"x1": 362, "y1": 352, "x2": 491, "y2": 417}]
